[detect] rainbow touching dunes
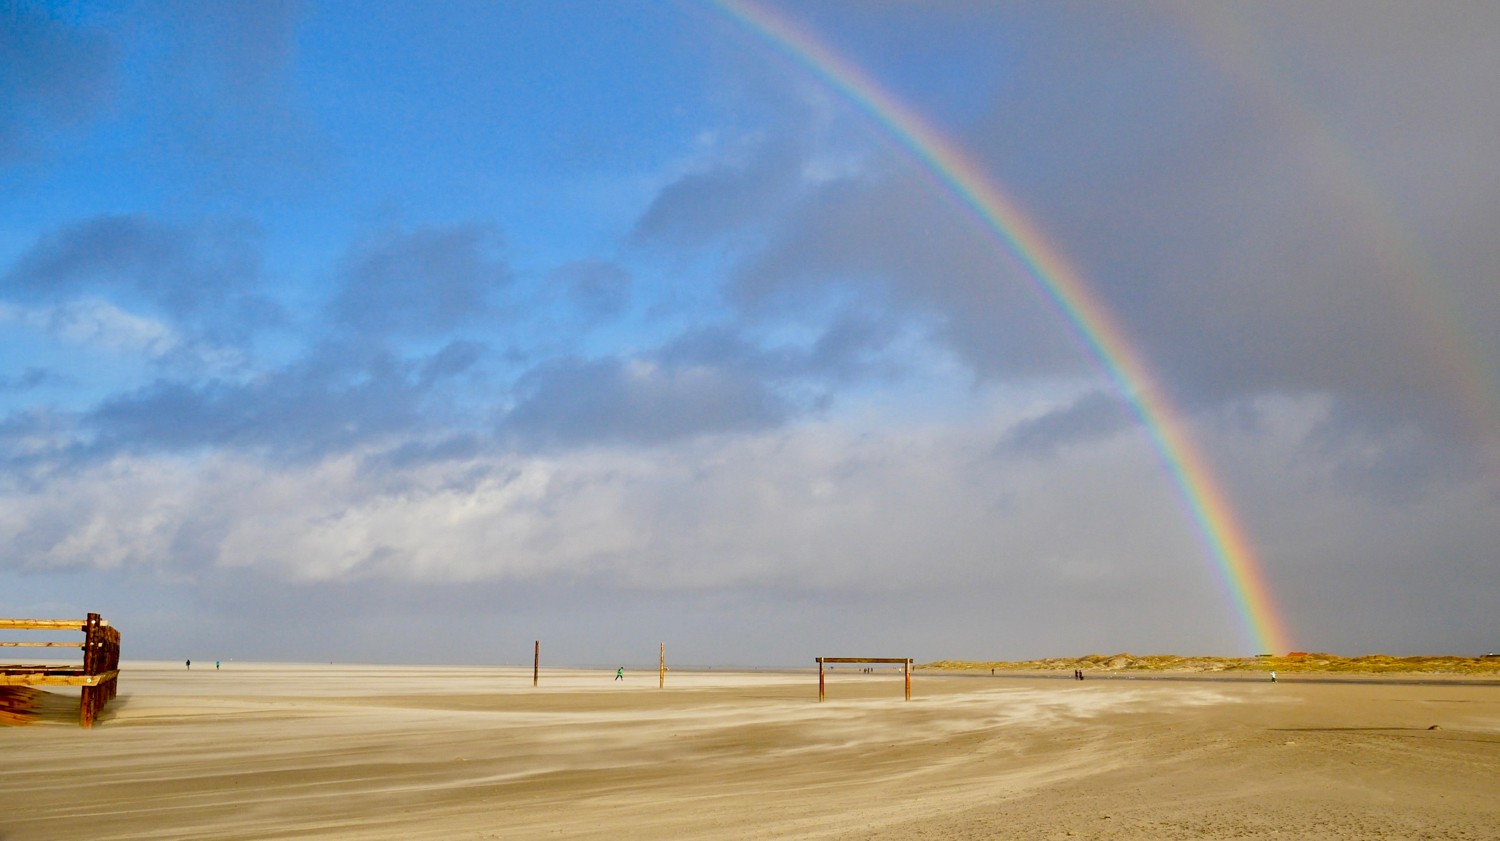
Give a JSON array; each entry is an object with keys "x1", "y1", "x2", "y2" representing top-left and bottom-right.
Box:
[{"x1": 715, "y1": 0, "x2": 1294, "y2": 655}]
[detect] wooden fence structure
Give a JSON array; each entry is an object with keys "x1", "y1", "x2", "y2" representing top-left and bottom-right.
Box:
[
  {"x1": 816, "y1": 657, "x2": 913, "y2": 701},
  {"x1": 0, "y1": 614, "x2": 121, "y2": 727}
]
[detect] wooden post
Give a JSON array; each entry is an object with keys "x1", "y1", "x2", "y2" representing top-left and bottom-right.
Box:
[
  {"x1": 818, "y1": 658, "x2": 825, "y2": 702},
  {"x1": 81, "y1": 613, "x2": 100, "y2": 727},
  {"x1": 659, "y1": 642, "x2": 665, "y2": 689},
  {"x1": 904, "y1": 659, "x2": 911, "y2": 701},
  {"x1": 533, "y1": 640, "x2": 539, "y2": 687}
]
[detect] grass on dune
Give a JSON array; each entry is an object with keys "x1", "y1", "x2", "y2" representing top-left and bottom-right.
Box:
[{"x1": 921, "y1": 653, "x2": 1500, "y2": 675}]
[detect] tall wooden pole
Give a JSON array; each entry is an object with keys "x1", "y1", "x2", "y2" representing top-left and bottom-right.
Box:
[
  {"x1": 818, "y1": 658, "x2": 825, "y2": 702},
  {"x1": 80, "y1": 613, "x2": 100, "y2": 727},
  {"x1": 659, "y1": 642, "x2": 665, "y2": 688},
  {"x1": 533, "y1": 640, "x2": 539, "y2": 687},
  {"x1": 904, "y1": 659, "x2": 911, "y2": 701}
]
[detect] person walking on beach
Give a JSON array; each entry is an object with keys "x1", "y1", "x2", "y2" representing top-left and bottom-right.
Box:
[
  {"x1": 1270, "y1": 671, "x2": 1277, "y2": 683},
  {"x1": 614, "y1": 667, "x2": 624, "y2": 681},
  {"x1": 186, "y1": 659, "x2": 191, "y2": 670}
]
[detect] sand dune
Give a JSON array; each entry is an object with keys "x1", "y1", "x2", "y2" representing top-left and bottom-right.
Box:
[{"x1": 2, "y1": 663, "x2": 1497, "y2": 840}]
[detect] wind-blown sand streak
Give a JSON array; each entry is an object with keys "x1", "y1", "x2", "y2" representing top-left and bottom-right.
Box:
[{"x1": 2, "y1": 663, "x2": 1496, "y2": 840}]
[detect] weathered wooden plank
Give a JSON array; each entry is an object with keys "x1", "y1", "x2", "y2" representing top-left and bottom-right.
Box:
[
  {"x1": 1, "y1": 666, "x2": 81, "y2": 676},
  {"x1": 0, "y1": 619, "x2": 87, "y2": 631},
  {"x1": 0, "y1": 641, "x2": 86, "y2": 647},
  {"x1": 815, "y1": 657, "x2": 913, "y2": 664},
  {"x1": 0, "y1": 669, "x2": 119, "y2": 687}
]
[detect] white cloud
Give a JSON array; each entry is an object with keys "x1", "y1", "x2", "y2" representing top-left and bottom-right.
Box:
[
  {"x1": 51, "y1": 297, "x2": 181, "y2": 357},
  {"x1": 1, "y1": 297, "x2": 180, "y2": 358},
  {"x1": 0, "y1": 408, "x2": 1247, "y2": 595},
  {"x1": 3, "y1": 388, "x2": 1496, "y2": 654},
  {"x1": 1, "y1": 297, "x2": 249, "y2": 380}
]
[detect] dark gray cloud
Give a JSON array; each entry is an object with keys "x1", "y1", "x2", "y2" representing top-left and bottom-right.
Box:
[
  {"x1": 85, "y1": 375, "x2": 407, "y2": 459},
  {"x1": 359, "y1": 434, "x2": 488, "y2": 473},
  {"x1": 1, "y1": 213, "x2": 280, "y2": 343},
  {"x1": 941, "y1": 1, "x2": 1500, "y2": 477},
  {"x1": 0, "y1": 4, "x2": 115, "y2": 159},
  {"x1": 632, "y1": 139, "x2": 806, "y2": 246},
  {"x1": 499, "y1": 314, "x2": 909, "y2": 449},
  {"x1": 548, "y1": 258, "x2": 631, "y2": 318},
  {"x1": 805, "y1": 313, "x2": 903, "y2": 381},
  {"x1": 660, "y1": 2, "x2": 1500, "y2": 491},
  {"x1": 0, "y1": 409, "x2": 77, "y2": 475},
  {"x1": 138, "y1": 0, "x2": 327, "y2": 195},
  {"x1": 4, "y1": 214, "x2": 257, "y2": 308},
  {"x1": 502, "y1": 355, "x2": 787, "y2": 448},
  {"x1": 996, "y1": 390, "x2": 1136, "y2": 459},
  {"x1": 0, "y1": 367, "x2": 62, "y2": 393},
  {"x1": 721, "y1": 166, "x2": 1081, "y2": 381},
  {"x1": 626, "y1": 129, "x2": 1087, "y2": 382},
  {"x1": 418, "y1": 340, "x2": 485, "y2": 385},
  {"x1": 329, "y1": 224, "x2": 512, "y2": 337},
  {"x1": 82, "y1": 341, "x2": 481, "y2": 461},
  {"x1": 659, "y1": 316, "x2": 900, "y2": 384}
]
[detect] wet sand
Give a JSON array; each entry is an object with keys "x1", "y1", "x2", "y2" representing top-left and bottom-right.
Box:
[{"x1": 2, "y1": 662, "x2": 1497, "y2": 840}]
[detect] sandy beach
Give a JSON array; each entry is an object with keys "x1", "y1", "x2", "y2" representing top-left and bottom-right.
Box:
[{"x1": 2, "y1": 663, "x2": 1497, "y2": 840}]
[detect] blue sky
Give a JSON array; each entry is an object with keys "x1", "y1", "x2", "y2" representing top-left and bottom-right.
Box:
[{"x1": 3, "y1": 1, "x2": 1497, "y2": 665}]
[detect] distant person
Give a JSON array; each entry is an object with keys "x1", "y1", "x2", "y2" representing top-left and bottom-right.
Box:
[
  {"x1": 215, "y1": 661, "x2": 220, "y2": 670},
  {"x1": 186, "y1": 659, "x2": 191, "y2": 670},
  {"x1": 1270, "y1": 671, "x2": 1277, "y2": 683},
  {"x1": 614, "y1": 667, "x2": 623, "y2": 681}
]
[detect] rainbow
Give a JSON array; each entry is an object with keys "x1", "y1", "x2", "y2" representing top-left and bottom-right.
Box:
[{"x1": 713, "y1": 0, "x2": 1293, "y2": 654}]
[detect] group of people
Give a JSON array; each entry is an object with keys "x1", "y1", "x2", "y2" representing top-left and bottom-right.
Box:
[{"x1": 1072, "y1": 669, "x2": 1085, "y2": 680}]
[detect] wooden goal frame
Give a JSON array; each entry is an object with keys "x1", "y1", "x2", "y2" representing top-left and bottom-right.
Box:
[{"x1": 816, "y1": 657, "x2": 913, "y2": 701}]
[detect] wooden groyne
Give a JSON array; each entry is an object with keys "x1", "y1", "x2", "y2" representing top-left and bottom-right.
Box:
[{"x1": 0, "y1": 613, "x2": 120, "y2": 727}]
